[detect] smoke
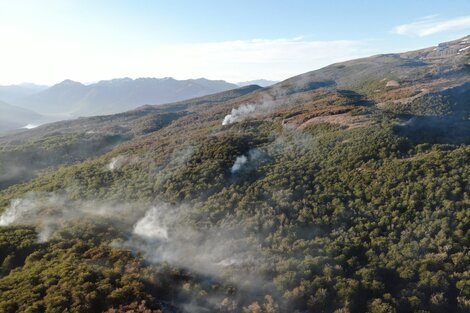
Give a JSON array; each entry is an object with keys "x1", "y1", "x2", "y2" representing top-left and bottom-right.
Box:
[
  {"x1": 0, "y1": 198, "x2": 36, "y2": 226},
  {"x1": 0, "y1": 192, "x2": 143, "y2": 242},
  {"x1": 0, "y1": 160, "x2": 33, "y2": 190},
  {"x1": 127, "y1": 203, "x2": 267, "y2": 286},
  {"x1": 231, "y1": 155, "x2": 248, "y2": 173},
  {"x1": 125, "y1": 202, "x2": 276, "y2": 309},
  {"x1": 133, "y1": 206, "x2": 169, "y2": 240},
  {"x1": 222, "y1": 104, "x2": 256, "y2": 125},
  {"x1": 0, "y1": 192, "x2": 268, "y2": 290},
  {"x1": 398, "y1": 116, "x2": 417, "y2": 127},
  {"x1": 222, "y1": 78, "x2": 323, "y2": 126},
  {"x1": 222, "y1": 93, "x2": 283, "y2": 125},
  {"x1": 230, "y1": 148, "x2": 267, "y2": 174},
  {"x1": 0, "y1": 194, "x2": 70, "y2": 242},
  {"x1": 106, "y1": 155, "x2": 139, "y2": 171}
]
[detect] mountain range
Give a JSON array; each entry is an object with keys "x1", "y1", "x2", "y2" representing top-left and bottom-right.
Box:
[
  {"x1": 0, "y1": 78, "x2": 280, "y2": 132},
  {"x1": 10, "y1": 77, "x2": 239, "y2": 117},
  {"x1": 0, "y1": 83, "x2": 47, "y2": 103},
  {"x1": 0, "y1": 77, "x2": 243, "y2": 132},
  {"x1": 0, "y1": 36, "x2": 469, "y2": 312}
]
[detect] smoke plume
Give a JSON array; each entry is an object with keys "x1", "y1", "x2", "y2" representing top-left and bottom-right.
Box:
[
  {"x1": 0, "y1": 192, "x2": 143, "y2": 242},
  {"x1": 231, "y1": 155, "x2": 248, "y2": 173},
  {"x1": 0, "y1": 193, "x2": 268, "y2": 289},
  {"x1": 222, "y1": 104, "x2": 256, "y2": 125},
  {"x1": 132, "y1": 206, "x2": 170, "y2": 240},
  {"x1": 127, "y1": 203, "x2": 267, "y2": 286},
  {"x1": 106, "y1": 155, "x2": 139, "y2": 171},
  {"x1": 230, "y1": 148, "x2": 267, "y2": 174}
]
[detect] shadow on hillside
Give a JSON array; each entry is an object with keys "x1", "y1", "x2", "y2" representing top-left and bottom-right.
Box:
[
  {"x1": 395, "y1": 116, "x2": 470, "y2": 145},
  {"x1": 337, "y1": 89, "x2": 375, "y2": 106},
  {"x1": 286, "y1": 80, "x2": 336, "y2": 95}
]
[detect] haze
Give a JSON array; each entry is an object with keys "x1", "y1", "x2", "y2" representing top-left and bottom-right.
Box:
[{"x1": 1, "y1": 0, "x2": 470, "y2": 85}]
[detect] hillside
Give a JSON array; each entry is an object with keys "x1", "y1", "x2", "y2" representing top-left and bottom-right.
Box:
[
  {"x1": 0, "y1": 101, "x2": 42, "y2": 132},
  {"x1": 0, "y1": 85, "x2": 262, "y2": 189},
  {"x1": 0, "y1": 37, "x2": 469, "y2": 313},
  {"x1": 13, "y1": 77, "x2": 238, "y2": 116}
]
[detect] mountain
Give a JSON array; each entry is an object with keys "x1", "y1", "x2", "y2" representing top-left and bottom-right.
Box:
[
  {"x1": 0, "y1": 100, "x2": 42, "y2": 132},
  {"x1": 0, "y1": 83, "x2": 47, "y2": 103},
  {"x1": 0, "y1": 85, "x2": 261, "y2": 188},
  {"x1": 237, "y1": 79, "x2": 278, "y2": 87},
  {"x1": 15, "y1": 79, "x2": 89, "y2": 115},
  {"x1": 14, "y1": 77, "x2": 238, "y2": 116},
  {"x1": 0, "y1": 37, "x2": 469, "y2": 313}
]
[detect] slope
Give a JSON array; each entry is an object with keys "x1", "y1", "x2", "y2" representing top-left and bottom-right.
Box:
[
  {"x1": 0, "y1": 37, "x2": 468, "y2": 313},
  {"x1": 0, "y1": 85, "x2": 262, "y2": 189},
  {"x1": 0, "y1": 101, "x2": 42, "y2": 132}
]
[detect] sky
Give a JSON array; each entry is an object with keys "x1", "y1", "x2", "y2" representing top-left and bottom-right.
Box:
[{"x1": 1, "y1": 0, "x2": 470, "y2": 85}]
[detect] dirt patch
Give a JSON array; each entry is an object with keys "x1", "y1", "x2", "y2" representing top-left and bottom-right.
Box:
[
  {"x1": 282, "y1": 105, "x2": 370, "y2": 129},
  {"x1": 298, "y1": 113, "x2": 370, "y2": 129}
]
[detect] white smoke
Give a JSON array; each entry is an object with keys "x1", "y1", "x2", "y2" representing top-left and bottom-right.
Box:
[
  {"x1": 222, "y1": 86, "x2": 288, "y2": 126},
  {"x1": 231, "y1": 155, "x2": 248, "y2": 173},
  {"x1": 128, "y1": 204, "x2": 266, "y2": 284},
  {"x1": 37, "y1": 226, "x2": 55, "y2": 243},
  {"x1": 222, "y1": 104, "x2": 256, "y2": 125},
  {"x1": 0, "y1": 198, "x2": 36, "y2": 226},
  {"x1": 133, "y1": 206, "x2": 169, "y2": 240},
  {"x1": 0, "y1": 193, "x2": 270, "y2": 294},
  {"x1": 106, "y1": 155, "x2": 139, "y2": 171},
  {"x1": 0, "y1": 192, "x2": 143, "y2": 242},
  {"x1": 230, "y1": 148, "x2": 267, "y2": 174}
]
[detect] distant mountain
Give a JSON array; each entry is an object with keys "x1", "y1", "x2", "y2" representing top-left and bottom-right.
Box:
[
  {"x1": 14, "y1": 77, "x2": 238, "y2": 116},
  {"x1": 0, "y1": 100, "x2": 42, "y2": 132},
  {"x1": 18, "y1": 83, "x2": 49, "y2": 91},
  {"x1": 237, "y1": 79, "x2": 278, "y2": 87},
  {"x1": 16, "y1": 79, "x2": 89, "y2": 115},
  {"x1": 0, "y1": 83, "x2": 48, "y2": 104}
]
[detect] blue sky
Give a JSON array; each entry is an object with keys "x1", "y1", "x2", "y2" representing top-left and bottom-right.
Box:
[{"x1": 1, "y1": 0, "x2": 470, "y2": 84}]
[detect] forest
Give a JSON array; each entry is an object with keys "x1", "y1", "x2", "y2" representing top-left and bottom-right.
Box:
[{"x1": 0, "y1": 37, "x2": 469, "y2": 313}]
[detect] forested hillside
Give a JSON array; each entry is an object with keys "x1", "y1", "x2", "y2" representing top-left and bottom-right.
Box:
[{"x1": 0, "y1": 37, "x2": 469, "y2": 313}]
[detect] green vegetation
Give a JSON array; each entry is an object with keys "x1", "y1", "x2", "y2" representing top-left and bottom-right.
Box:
[
  {"x1": 1, "y1": 113, "x2": 468, "y2": 312},
  {"x1": 0, "y1": 38, "x2": 469, "y2": 312}
]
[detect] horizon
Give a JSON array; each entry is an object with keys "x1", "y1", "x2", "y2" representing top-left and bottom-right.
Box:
[
  {"x1": 1, "y1": 76, "x2": 280, "y2": 88},
  {"x1": 1, "y1": 0, "x2": 470, "y2": 85},
  {"x1": 3, "y1": 32, "x2": 470, "y2": 88}
]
